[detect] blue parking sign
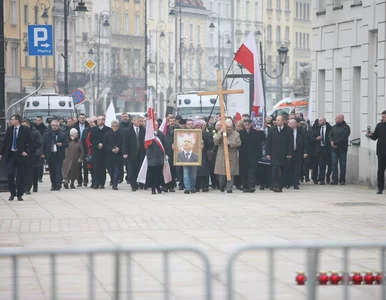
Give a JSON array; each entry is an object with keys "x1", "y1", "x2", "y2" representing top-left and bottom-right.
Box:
[{"x1": 28, "y1": 25, "x2": 54, "y2": 56}]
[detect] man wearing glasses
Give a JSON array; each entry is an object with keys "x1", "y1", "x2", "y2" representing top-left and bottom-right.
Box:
[
  {"x1": 0, "y1": 114, "x2": 33, "y2": 201},
  {"x1": 41, "y1": 119, "x2": 69, "y2": 191}
]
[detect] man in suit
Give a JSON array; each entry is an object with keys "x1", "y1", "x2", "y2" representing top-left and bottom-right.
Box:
[
  {"x1": 72, "y1": 113, "x2": 90, "y2": 187},
  {"x1": 0, "y1": 114, "x2": 33, "y2": 201},
  {"x1": 312, "y1": 116, "x2": 332, "y2": 185},
  {"x1": 34, "y1": 116, "x2": 47, "y2": 182},
  {"x1": 123, "y1": 115, "x2": 145, "y2": 191},
  {"x1": 42, "y1": 119, "x2": 69, "y2": 190},
  {"x1": 90, "y1": 116, "x2": 111, "y2": 189},
  {"x1": 239, "y1": 118, "x2": 265, "y2": 193},
  {"x1": 266, "y1": 115, "x2": 293, "y2": 192},
  {"x1": 119, "y1": 112, "x2": 132, "y2": 130},
  {"x1": 286, "y1": 119, "x2": 308, "y2": 189}
]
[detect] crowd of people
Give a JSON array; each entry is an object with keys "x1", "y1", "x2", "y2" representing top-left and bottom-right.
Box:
[{"x1": 2, "y1": 108, "x2": 386, "y2": 200}]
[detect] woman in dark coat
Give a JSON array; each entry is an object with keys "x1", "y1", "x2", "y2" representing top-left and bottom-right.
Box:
[
  {"x1": 146, "y1": 121, "x2": 166, "y2": 194},
  {"x1": 104, "y1": 120, "x2": 124, "y2": 190},
  {"x1": 62, "y1": 128, "x2": 84, "y2": 189},
  {"x1": 195, "y1": 121, "x2": 214, "y2": 192}
]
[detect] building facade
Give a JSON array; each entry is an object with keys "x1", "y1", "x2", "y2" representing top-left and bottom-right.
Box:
[{"x1": 312, "y1": 0, "x2": 386, "y2": 185}]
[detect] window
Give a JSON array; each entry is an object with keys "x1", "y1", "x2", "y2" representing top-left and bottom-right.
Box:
[
  {"x1": 307, "y1": 4, "x2": 310, "y2": 19},
  {"x1": 11, "y1": 47, "x2": 17, "y2": 75},
  {"x1": 267, "y1": 25, "x2": 272, "y2": 40},
  {"x1": 303, "y1": 3, "x2": 307, "y2": 18},
  {"x1": 255, "y1": 2, "x2": 259, "y2": 21},
  {"x1": 285, "y1": 26, "x2": 289, "y2": 41},
  {"x1": 210, "y1": 1, "x2": 213, "y2": 11},
  {"x1": 124, "y1": 57, "x2": 129, "y2": 75},
  {"x1": 24, "y1": 5, "x2": 28, "y2": 24},
  {"x1": 267, "y1": 0, "x2": 272, "y2": 9},
  {"x1": 226, "y1": 3, "x2": 230, "y2": 17},
  {"x1": 285, "y1": 0, "x2": 290, "y2": 10},
  {"x1": 124, "y1": 14, "x2": 129, "y2": 34},
  {"x1": 306, "y1": 33, "x2": 309, "y2": 48},
  {"x1": 237, "y1": 0, "x2": 241, "y2": 18},
  {"x1": 318, "y1": 0, "x2": 326, "y2": 12},
  {"x1": 334, "y1": 0, "x2": 343, "y2": 8},
  {"x1": 303, "y1": 33, "x2": 306, "y2": 48},
  {"x1": 299, "y1": 33, "x2": 302, "y2": 48},
  {"x1": 169, "y1": 63, "x2": 174, "y2": 74},
  {"x1": 296, "y1": 32, "x2": 298, "y2": 48},
  {"x1": 135, "y1": 15, "x2": 140, "y2": 35},
  {"x1": 10, "y1": 0, "x2": 16, "y2": 25},
  {"x1": 25, "y1": 53, "x2": 29, "y2": 68},
  {"x1": 276, "y1": 26, "x2": 281, "y2": 42},
  {"x1": 246, "y1": 1, "x2": 250, "y2": 20},
  {"x1": 159, "y1": 62, "x2": 164, "y2": 74},
  {"x1": 159, "y1": 0, "x2": 164, "y2": 20},
  {"x1": 218, "y1": 2, "x2": 222, "y2": 15},
  {"x1": 296, "y1": 2, "x2": 299, "y2": 18},
  {"x1": 299, "y1": 3, "x2": 303, "y2": 19},
  {"x1": 189, "y1": 24, "x2": 193, "y2": 42},
  {"x1": 149, "y1": 0, "x2": 155, "y2": 19},
  {"x1": 197, "y1": 25, "x2": 201, "y2": 43},
  {"x1": 276, "y1": 0, "x2": 281, "y2": 10}
]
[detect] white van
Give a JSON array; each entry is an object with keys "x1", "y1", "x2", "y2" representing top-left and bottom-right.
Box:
[
  {"x1": 23, "y1": 94, "x2": 77, "y2": 124},
  {"x1": 175, "y1": 92, "x2": 220, "y2": 118}
]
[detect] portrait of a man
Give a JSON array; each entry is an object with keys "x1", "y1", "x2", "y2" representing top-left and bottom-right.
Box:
[{"x1": 174, "y1": 129, "x2": 202, "y2": 166}]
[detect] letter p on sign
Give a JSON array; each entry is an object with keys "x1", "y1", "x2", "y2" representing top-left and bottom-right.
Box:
[{"x1": 34, "y1": 28, "x2": 47, "y2": 47}]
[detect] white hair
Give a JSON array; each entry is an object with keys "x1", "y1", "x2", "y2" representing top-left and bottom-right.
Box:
[
  {"x1": 225, "y1": 119, "x2": 233, "y2": 127},
  {"x1": 70, "y1": 128, "x2": 78, "y2": 136},
  {"x1": 111, "y1": 119, "x2": 119, "y2": 126}
]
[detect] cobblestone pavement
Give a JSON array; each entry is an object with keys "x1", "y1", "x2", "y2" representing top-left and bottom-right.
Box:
[{"x1": 0, "y1": 176, "x2": 385, "y2": 300}]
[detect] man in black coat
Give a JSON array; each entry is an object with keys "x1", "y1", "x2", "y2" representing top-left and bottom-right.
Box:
[
  {"x1": 368, "y1": 110, "x2": 386, "y2": 194},
  {"x1": 163, "y1": 116, "x2": 179, "y2": 192},
  {"x1": 266, "y1": 115, "x2": 293, "y2": 192},
  {"x1": 122, "y1": 115, "x2": 145, "y2": 191},
  {"x1": 239, "y1": 118, "x2": 265, "y2": 193},
  {"x1": 0, "y1": 114, "x2": 33, "y2": 201},
  {"x1": 286, "y1": 119, "x2": 308, "y2": 189},
  {"x1": 42, "y1": 119, "x2": 69, "y2": 191},
  {"x1": 312, "y1": 117, "x2": 332, "y2": 185},
  {"x1": 90, "y1": 116, "x2": 111, "y2": 189},
  {"x1": 329, "y1": 114, "x2": 351, "y2": 185},
  {"x1": 34, "y1": 116, "x2": 47, "y2": 182},
  {"x1": 119, "y1": 112, "x2": 132, "y2": 130},
  {"x1": 22, "y1": 119, "x2": 42, "y2": 194},
  {"x1": 72, "y1": 113, "x2": 90, "y2": 187}
]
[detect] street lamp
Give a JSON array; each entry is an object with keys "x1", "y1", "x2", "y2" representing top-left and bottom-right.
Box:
[
  {"x1": 169, "y1": 0, "x2": 182, "y2": 93},
  {"x1": 155, "y1": 21, "x2": 166, "y2": 112},
  {"x1": 208, "y1": 12, "x2": 220, "y2": 69},
  {"x1": 95, "y1": 11, "x2": 110, "y2": 114},
  {"x1": 34, "y1": 0, "x2": 51, "y2": 91},
  {"x1": 60, "y1": 0, "x2": 89, "y2": 96}
]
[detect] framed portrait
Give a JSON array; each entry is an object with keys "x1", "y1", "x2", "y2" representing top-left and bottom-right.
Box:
[{"x1": 173, "y1": 129, "x2": 203, "y2": 166}]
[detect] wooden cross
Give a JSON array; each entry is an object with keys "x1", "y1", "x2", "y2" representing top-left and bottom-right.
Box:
[{"x1": 198, "y1": 70, "x2": 244, "y2": 181}]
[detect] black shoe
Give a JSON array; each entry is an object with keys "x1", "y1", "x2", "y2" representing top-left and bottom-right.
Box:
[
  {"x1": 152, "y1": 189, "x2": 156, "y2": 194},
  {"x1": 305, "y1": 178, "x2": 310, "y2": 182},
  {"x1": 330, "y1": 181, "x2": 338, "y2": 185},
  {"x1": 326, "y1": 178, "x2": 331, "y2": 184},
  {"x1": 56, "y1": 185, "x2": 62, "y2": 191},
  {"x1": 184, "y1": 190, "x2": 190, "y2": 194},
  {"x1": 190, "y1": 189, "x2": 196, "y2": 193},
  {"x1": 113, "y1": 186, "x2": 118, "y2": 190},
  {"x1": 294, "y1": 185, "x2": 300, "y2": 190},
  {"x1": 70, "y1": 184, "x2": 75, "y2": 189},
  {"x1": 50, "y1": 187, "x2": 57, "y2": 191},
  {"x1": 100, "y1": 186, "x2": 105, "y2": 189},
  {"x1": 77, "y1": 184, "x2": 82, "y2": 188},
  {"x1": 139, "y1": 185, "x2": 144, "y2": 190},
  {"x1": 93, "y1": 185, "x2": 99, "y2": 189},
  {"x1": 109, "y1": 181, "x2": 113, "y2": 186},
  {"x1": 33, "y1": 187, "x2": 38, "y2": 193},
  {"x1": 8, "y1": 194, "x2": 15, "y2": 201},
  {"x1": 169, "y1": 188, "x2": 176, "y2": 192},
  {"x1": 39, "y1": 179, "x2": 43, "y2": 183},
  {"x1": 132, "y1": 188, "x2": 138, "y2": 192},
  {"x1": 25, "y1": 190, "x2": 31, "y2": 195},
  {"x1": 319, "y1": 182, "x2": 325, "y2": 185},
  {"x1": 202, "y1": 187, "x2": 209, "y2": 192},
  {"x1": 17, "y1": 196, "x2": 24, "y2": 201},
  {"x1": 220, "y1": 188, "x2": 225, "y2": 192},
  {"x1": 227, "y1": 190, "x2": 233, "y2": 193},
  {"x1": 340, "y1": 181, "x2": 346, "y2": 185},
  {"x1": 156, "y1": 188, "x2": 162, "y2": 194},
  {"x1": 63, "y1": 182, "x2": 69, "y2": 189},
  {"x1": 377, "y1": 189, "x2": 383, "y2": 194},
  {"x1": 285, "y1": 185, "x2": 290, "y2": 189},
  {"x1": 179, "y1": 186, "x2": 184, "y2": 190},
  {"x1": 260, "y1": 186, "x2": 265, "y2": 191},
  {"x1": 83, "y1": 183, "x2": 88, "y2": 187},
  {"x1": 273, "y1": 188, "x2": 281, "y2": 193}
]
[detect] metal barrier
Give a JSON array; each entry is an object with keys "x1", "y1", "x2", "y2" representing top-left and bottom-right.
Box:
[
  {"x1": 226, "y1": 241, "x2": 386, "y2": 300},
  {"x1": 0, "y1": 245, "x2": 212, "y2": 300}
]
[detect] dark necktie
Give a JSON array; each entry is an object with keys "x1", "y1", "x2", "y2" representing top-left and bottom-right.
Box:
[
  {"x1": 185, "y1": 153, "x2": 189, "y2": 160},
  {"x1": 13, "y1": 127, "x2": 17, "y2": 150},
  {"x1": 136, "y1": 128, "x2": 140, "y2": 151}
]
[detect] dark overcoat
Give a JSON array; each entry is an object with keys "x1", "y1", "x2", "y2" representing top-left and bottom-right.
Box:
[
  {"x1": 266, "y1": 125, "x2": 293, "y2": 166},
  {"x1": 104, "y1": 129, "x2": 124, "y2": 168}
]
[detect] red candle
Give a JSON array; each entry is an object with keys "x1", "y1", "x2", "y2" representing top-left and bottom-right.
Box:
[
  {"x1": 329, "y1": 272, "x2": 341, "y2": 285},
  {"x1": 352, "y1": 272, "x2": 363, "y2": 285},
  {"x1": 296, "y1": 271, "x2": 307, "y2": 285},
  {"x1": 318, "y1": 272, "x2": 329, "y2": 285},
  {"x1": 364, "y1": 272, "x2": 375, "y2": 285},
  {"x1": 375, "y1": 272, "x2": 383, "y2": 284}
]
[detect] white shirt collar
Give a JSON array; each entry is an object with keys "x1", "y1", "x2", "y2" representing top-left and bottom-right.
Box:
[{"x1": 99, "y1": 126, "x2": 104, "y2": 130}]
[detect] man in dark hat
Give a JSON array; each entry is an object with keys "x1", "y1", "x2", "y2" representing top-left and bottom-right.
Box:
[{"x1": 239, "y1": 118, "x2": 265, "y2": 192}]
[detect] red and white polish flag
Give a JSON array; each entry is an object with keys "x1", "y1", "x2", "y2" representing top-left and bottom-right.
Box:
[{"x1": 234, "y1": 32, "x2": 264, "y2": 116}]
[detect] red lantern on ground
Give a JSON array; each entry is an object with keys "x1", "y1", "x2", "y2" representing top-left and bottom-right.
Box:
[
  {"x1": 329, "y1": 271, "x2": 341, "y2": 285},
  {"x1": 364, "y1": 272, "x2": 375, "y2": 285},
  {"x1": 296, "y1": 271, "x2": 307, "y2": 285},
  {"x1": 318, "y1": 272, "x2": 329, "y2": 285},
  {"x1": 352, "y1": 272, "x2": 363, "y2": 285},
  {"x1": 375, "y1": 272, "x2": 383, "y2": 284}
]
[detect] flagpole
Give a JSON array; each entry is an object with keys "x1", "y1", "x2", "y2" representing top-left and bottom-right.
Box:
[{"x1": 259, "y1": 41, "x2": 267, "y2": 118}]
